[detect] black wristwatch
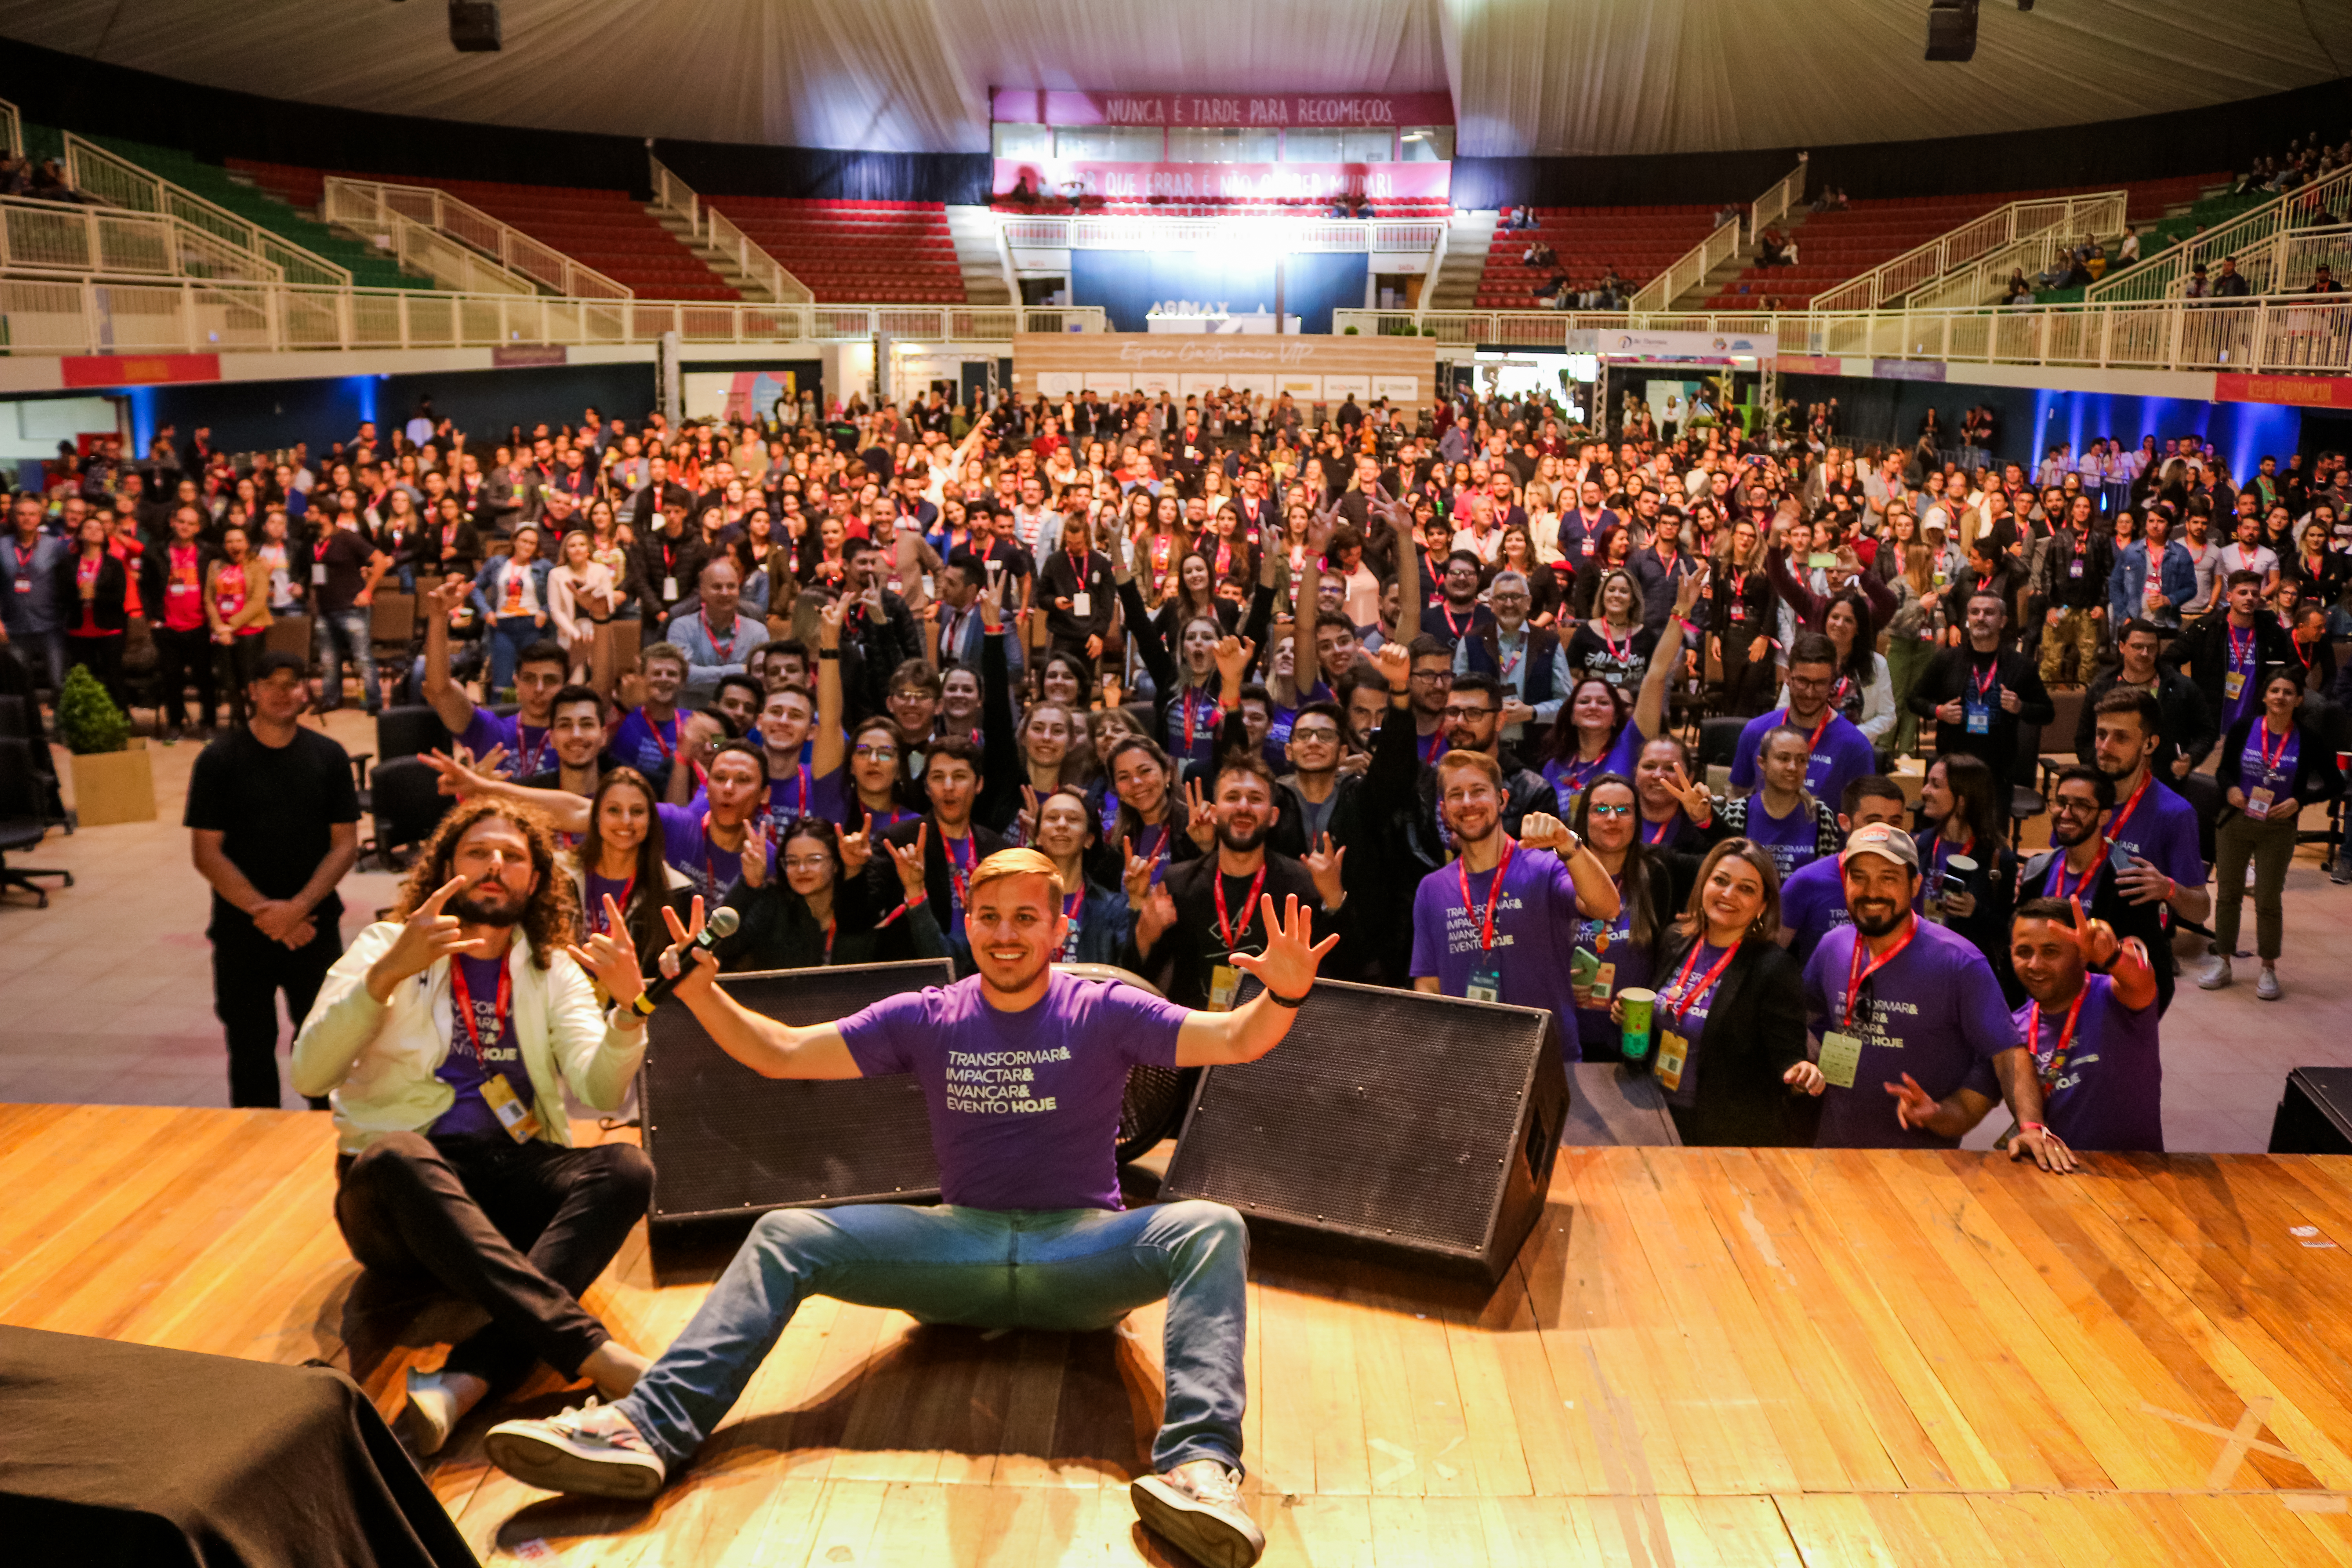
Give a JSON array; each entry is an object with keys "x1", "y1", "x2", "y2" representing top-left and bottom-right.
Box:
[{"x1": 1265, "y1": 987, "x2": 1311, "y2": 1009}]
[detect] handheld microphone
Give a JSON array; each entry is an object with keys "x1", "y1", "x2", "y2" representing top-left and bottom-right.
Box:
[{"x1": 629, "y1": 906, "x2": 740, "y2": 1015}]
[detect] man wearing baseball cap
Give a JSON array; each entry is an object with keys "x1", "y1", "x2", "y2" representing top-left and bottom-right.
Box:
[{"x1": 1801, "y1": 822, "x2": 2073, "y2": 1169}]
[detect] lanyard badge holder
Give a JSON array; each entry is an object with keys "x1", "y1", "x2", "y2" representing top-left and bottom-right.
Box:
[{"x1": 1459, "y1": 842, "x2": 1514, "y2": 1004}]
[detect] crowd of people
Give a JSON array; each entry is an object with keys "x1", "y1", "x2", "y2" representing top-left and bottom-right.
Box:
[{"x1": 9, "y1": 377, "x2": 2341, "y2": 1165}]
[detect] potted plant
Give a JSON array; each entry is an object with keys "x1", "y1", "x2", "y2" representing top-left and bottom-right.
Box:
[{"x1": 56, "y1": 664, "x2": 154, "y2": 825}]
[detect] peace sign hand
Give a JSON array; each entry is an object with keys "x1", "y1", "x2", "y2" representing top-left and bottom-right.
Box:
[
  {"x1": 1303, "y1": 831, "x2": 1347, "y2": 908},
  {"x1": 1018, "y1": 784, "x2": 1043, "y2": 846},
  {"x1": 1663, "y1": 759, "x2": 1713, "y2": 818},
  {"x1": 2066, "y1": 895, "x2": 2119, "y2": 970},
  {"x1": 1228, "y1": 894, "x2": 1340, "y2": 1001},
  {"x1": 566, "y1": 894, "x2": 647, "y2": 1010},
  {"x1": 1884, "y1": 1072, "x2": 1938, "y2": 1131},
  {"x1": 367, "y1": 876, "x2": 485, "y2": 999},
  {"x1": 1183, "y1": 775, "x2": 1219, "y2": 851}
]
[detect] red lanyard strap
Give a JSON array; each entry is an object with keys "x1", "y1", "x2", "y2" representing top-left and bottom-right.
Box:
[
  {"x1": 945, "y1": 831, "x2": 976, "y2": 907},
  {"x1": 1457, "y1": 838, "x2": 1517, "y2": 953},
  {"x1": 1663, "y1": 939, "x2": 1739, "y2": 1024},
  {"x1": 2258, "y1": 719, "x2": 2293, "y2": 775},
  {"x1": 1842, "y1": 917, "x2": 1918, "y2": 1027},
  {"x1": 1214, "y1": 861, "x2": 1270, "y2": 949},
  {"x1": 590, "y1": 875, "x2": 635, "y2": 935},
  {"x1": 2027, "y1": 985, "x2": 2086, "y2": 1088},
  {"x1": 448, "y1": 958, "x2": 510, "y2": 1063},
  {"x1": 2107, "y1": 770, "x2": 2151, "y2": 840}
]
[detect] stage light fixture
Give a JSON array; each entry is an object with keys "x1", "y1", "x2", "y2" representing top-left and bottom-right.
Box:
[
  {"x1": 1926, "y1": 0, "x2": 1979, "y2": 61},
  {"x1": 448, "y1": 0, "x2": 501, "y2": 51}
]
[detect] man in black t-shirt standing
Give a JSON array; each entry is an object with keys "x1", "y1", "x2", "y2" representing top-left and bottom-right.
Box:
[
  {"x1": 186, "y1": 651, "x2": 361, "y2": 1107},
  {"x1": 311, "y1": 492, "x2": 390, "y2": 715}
]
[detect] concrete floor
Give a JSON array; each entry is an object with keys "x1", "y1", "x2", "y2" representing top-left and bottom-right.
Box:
[{"x1": 0, "y1": 709, "x2": 2341, "y2": 1153}]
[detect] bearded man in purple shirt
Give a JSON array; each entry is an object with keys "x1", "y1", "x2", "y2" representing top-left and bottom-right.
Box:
[{"x1": 485, "y1": 849, "x2": 1339, "y2": 1568}]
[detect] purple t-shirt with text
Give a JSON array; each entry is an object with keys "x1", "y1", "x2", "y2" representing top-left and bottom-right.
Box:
[
  {"x1": 1408, "y1": 845, "x2": 1583, "y2": 1028},
  {"x1": 838, "y1": 972, "x2": 1187, "y2": 1210},
  {"x1": 460, "y1": 707, "x2": 555, "y2": 781},
  {"x1": 1728, "y1": 707, "x2": 1877, "y2": 807},
  {"x1": 1804, "y1": 918, "x2": 2022, "y2": 1149},
  {"x1": 1541, "y1": 720, "x2": 1646, "y2": 811},
  {"x1": 1777, "y1": 856, "x2": 1852, "y2": 966},
  {"x1": 430, "y1": 952, "x2": 534, "y2": 1139},
  {"x1": 2012, "y1": 973, "x2": 2163, "y2": 1152},
  {"x1": 655, "y1": 801, "x2": 773, "y2": 904},
  {"x1": 1742, "y1": 794, "x2": 1823, "y2": 878},
  {"x1": 2107, "y1": 775, "x2": 2205, "y2": 890}
]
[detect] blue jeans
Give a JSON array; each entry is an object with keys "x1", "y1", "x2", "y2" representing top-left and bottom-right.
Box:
[
  {"x1": 617, "y1": 1200, "x2": 1249, "y2": 1476},
  {"x1": 317, "y1": 608, "x2": 378, "y2": 711},
  {"x1": 487, "y1": 614, "x2": 541, "y2": 694}
]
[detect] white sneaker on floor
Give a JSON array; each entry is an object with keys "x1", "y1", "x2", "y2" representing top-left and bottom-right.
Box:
[
  {"x1": 2198, "y1": 957, "x2": 2233, "y2": 990},
  {"x1": 2257, "y1": 968, "x2": 2282, "y2": 1001},
  {"x1": 397, "y1": 1367, "x2": 461, "y2": 1457},
  {"x1": 483, "y1": 1398, "x2": 665, "y2": 1499},
  {"x1": 1132, "y1": 1460, "x2": 1265, "y2": 1568}
]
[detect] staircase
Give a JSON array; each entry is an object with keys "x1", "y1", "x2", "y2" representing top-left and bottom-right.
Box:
[
  {"x1": 1427, "y1": 211, "x2": 1495, "y2": 310},
  {"x1": 944, "y1": 206, "x2": 1013, "y2": 305},
  {"x1": 2087, "y1": 168, "x2": 2351, "y2": 302},
  {"x1": 643, "y1": 154, "x2": 803, "y2": 305},
  {"x1": 646, "y1": 204, "x2": 768, "y2": 301}
]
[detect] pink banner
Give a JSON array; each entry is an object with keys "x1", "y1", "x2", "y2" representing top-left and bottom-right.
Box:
[
  {"x1": 991, "y1": 89, "x2": 1454, "y2": 129},
  {"x1": 994, "y1": 159, "x2": 1451, "y2": 202}
]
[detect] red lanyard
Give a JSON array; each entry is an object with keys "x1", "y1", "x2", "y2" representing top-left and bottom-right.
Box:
[
  {"x1": 1786, "y1": 706, "x2": 1831, "y2": 753},
  {"x1": 1663, "y1": 939, "x2": 1739, "y2": 1024},
  {"x1": 2027, "y1": 985, "x2": 2086, "y2": 1089},
  {"x1": 1842, "y1": 916, "x2": 1919, "y2": 1027},
  {"x1": 1969, "y1": 660, "x2": 1998, "y2": 702},
  {"x1": 1641, "y1": 811, "x2": 1679, "y2": 846},
  {"x1": 705, "y1": 614, "x2": 735, "y2": 662},
  {"x1": 945, "y1": 830, "x2": 976, "y2": 908},
  {"x1": 2048, "y1": 849, "x2": 2100, "y2": 904},
  {"x1": 820, "y1": 916, "x2": 837, "y2": 964},
  {"x1": 699, "y1": 811, "x2": 728, "y2": 896},
  {"x1": 1182, "y1": 686, "x2": 1214, "y2": 752},
  {"x1": 1931, "y1": 833, "x2": 1972, "y2": 885},
  {"x1": 447, "y1": 958, "x2": 510, "y2": 1064},
  {"x1": 1599, "y1": 622, "x2": 1631, "y2": 663},
  {"x1": 2228, "y1": 621, "x2": 2254, "y2": 671},
  {"x1": 647, "y1": 710, "x2": 677, "y2": 762},
  {"x1": 1214, "y1": 861, "x2": 1270, "y2": 949},
  {"x1": 2258, "y1": 718, "x2": 2293, "y2": 775},
  {"x1": 2107, "y1": 770, "x2": 2152, "y2": 841},
  {"x1": 589, "y1": 874, "x2": 635, "y2": 935},
  {"x1": 1457, "y1": 838, "x2": 1517, "y2": 953},
  {"x1": 515, "y1": 723, "x2": 549, "y2": 779}
]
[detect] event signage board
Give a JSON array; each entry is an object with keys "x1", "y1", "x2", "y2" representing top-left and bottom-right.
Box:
[
  {"x1": 1565, "y1": 329, "x2": 1778, "y2": 359},
  {"x1": 1014, "y1": 333, "x2": 1436, "y2": 409},
  {"x1": 990, "y1": 89, "x2": 1455, "y2": 128},
  {"x1": 60, "y1": 353, "x2": 220, "y2": 388},
  {"x1": 993, "y1": 159, "x2": 1451, "y2": 201},
  {"x1": 2214, "y1": 371, "x2": 2352, "y2": 409}
]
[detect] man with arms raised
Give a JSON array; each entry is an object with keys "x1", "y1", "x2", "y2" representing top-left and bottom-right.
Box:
[
  {"x1": 426, "y1": 576, "x2": 570, "y2": 779},
  {"x1": 1804, "y1": 822, "x2": 2074, "y2": 1169},
  {"x1": 488, "y1": 853, "x2": 1338, "y2": 1568}
]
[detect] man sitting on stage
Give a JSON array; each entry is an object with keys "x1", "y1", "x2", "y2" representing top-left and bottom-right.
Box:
[
  {"x1": 292, "y1": 800, "x2": 657, "y2": 1457},
  {"x1": 487, "y1": 848, "x2": 1339, "y2": 1568}
]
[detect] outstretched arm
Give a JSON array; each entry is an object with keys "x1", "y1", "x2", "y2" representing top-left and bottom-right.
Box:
[
  {"x1": 570, "y1": 897, "x2": 862, "y2": 1078},
  {"x1": 1630, "y1": 570, "x2": 1703, "y2": 742},
  {"x1": 1174, "y1": 894, "x2": 1340, "y2": 1066}
]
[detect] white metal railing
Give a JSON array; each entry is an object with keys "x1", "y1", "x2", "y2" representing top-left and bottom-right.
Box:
[
  {"x1": 0, "y1": 97, "x2": 20, "y2": 161},
  {"x1": 0, "y1": 272, "x2": 1103, "y2": 355},
  {"x1": 1910, "y1": 205, "x2": 2134, "y2": 312},
  {"x1": 2090, "y1": 166, "x2": 2352, "y2": 303},
  {"x1": 1632, "y1": 161, "x2": 1808, "y2": 313},
  {"x1": 646, "y1": 152, "x2": 811, "y2": 305},
  {"x1": 321, "y1": 176, "x2": 630, "y2": 301},
  {"x1": 62, "y1": 132, "x2": 350, "y2": 289},
  {"x1": 319, "y1": 182, "x2": 535, "y2": 297},
  {"x1": 0, "y1": 194, "x2": 282, "y2": 283},
  {"x1": 1330, "y1": 296, "x2": 2352, "y2": 376},
  {"x1": 1813, "y1": 192, "x2": 2127, "y2": 314},
  {"x1": 998, "y1": 212, "x2": 1443, "y2": 255},
  {"x1": 1751, "y1": 158, "x2": 1809, "y2": 240}
]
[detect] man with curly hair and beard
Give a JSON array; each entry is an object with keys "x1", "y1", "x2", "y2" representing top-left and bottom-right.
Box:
[{"x1": 291, "y1": 797, "x2": 657, "y2": 1458}]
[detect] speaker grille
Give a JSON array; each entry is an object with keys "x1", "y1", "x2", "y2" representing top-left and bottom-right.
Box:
[
  {"x1": 1162, "y1": 979, "x2": 1562, "y2": 1273},
  {"x1": 641, "y1": 960, "x2": 951, "y2": 1221}
]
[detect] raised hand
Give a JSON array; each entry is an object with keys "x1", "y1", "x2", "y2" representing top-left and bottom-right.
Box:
[
  {"x1": 1663, "y1": 759, "x2": 1713, "y2": 817},
  {"x1": 421, "y1": 746, "x2": 496, "y2": 799},
  {"x1": 1121, "y1": 835, "x2": 1159, "y2": 906},
  {"x1": 429, "y1": 574, "x2": 471, "y2": 616},
  {"x1": 1303, "y1": 831, "x2": 1347, "y2": 908},
  {"x1": 649, "y1": 896, "x2": 721, "y2": 1003},
  {"x1": 1884, "y1": 1071, "x2": 1937, "y2": 1131},
  {"x1": 1214, "y1": 634, "x2": 1256, "y2": 686},
  {"x1": 566, "y1": 894, "x2": 647, "y2": 1009},
  {"x1": 839, "y1": 810, "x2": 875, "y2": 876},
  {"x1": 1183, "y1": 775, "x2": 1218, "y2": 851},
  {"x1": 1018, "y1": 784, "x2": 1042, "y2": 845},
  {"x1": 1518, "y1": 812, "x2": 1575, "y2": 853},
  {"x1": 2066, "y1": 895, "x2": 2118, "y2": 970},
  {"x1": 367, "y1": 876, "x2": 485, "y2": 1000},
  {"x1": 887, "y1": 823, "x2": 930, "y2": 904},
  {"x1": 818, "y1": 595, "x2": 844, "y2": 651},
  {"x1": 1228, "y1": 893, "x2": 1340, "y2": 1000},
  {"x1": 1371, "y1": 638, "x2": 1412, "y2": 691},
  {"x1": 1674, "y1": 566, "x2": 1704, "y2": 619}
]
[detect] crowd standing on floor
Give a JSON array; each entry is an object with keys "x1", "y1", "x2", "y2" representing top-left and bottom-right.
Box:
[{"x1": 5, "y1": 384, "x2": 2350, "y2": 1163}]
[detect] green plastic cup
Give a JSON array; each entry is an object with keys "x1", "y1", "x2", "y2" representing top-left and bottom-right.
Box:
[{"x1": 1617, "y1": 987, "x2": 1657, "y2": 1060}]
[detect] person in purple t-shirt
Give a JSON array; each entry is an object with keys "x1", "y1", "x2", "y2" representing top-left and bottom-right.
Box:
[
  {"x1": 423, "y1": 574, "x2": 570, "y2": 779},
  {"x1": 1801, "y1": 823, "x2": 2073, "y2": 1169},
  {"x1": 490, "y1": 849, "x2": 1345, "y2": 1567},
  {"x1": 2087, "y1": 687, "x2": 2212, "y2": 932},
  {"x1": 1775, "y1": 776, "x2": 1909, "y2": 965},
  {"x1": 1726, "y1": 633, "x2": 1878, "y2": 808},
  {"x1": 2008, "y1": 895, "x2": 2163, "y2": 1152}
]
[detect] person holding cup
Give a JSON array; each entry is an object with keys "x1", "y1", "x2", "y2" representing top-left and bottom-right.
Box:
[
  {"x1": 1913, "y1": 752, "x2": 2021, "y2": 1003},
  {"x1": 1612, "y1": 838, "x2": 1820, "y2": 1147},
  {"x1": 1564, "y1": 774, "x2": 1677, "y2": 1062}
]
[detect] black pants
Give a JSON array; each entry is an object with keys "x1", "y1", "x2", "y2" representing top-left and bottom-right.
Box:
[
  {"x1": 335, "y1": 1133, "x2": 654, "y2": 1386},
  {"x1": 216, "y1": 634, "x2": 261, "y2": 728},
  {"x1": 150, "y1": 623, "x2": 216, "y2": 731},
  {"x1": 63, "y1": 631, "x2": 124, "y2": 711},
  {"x1": 210, "y1": 917, "x2": 342, "y2": 1108}
]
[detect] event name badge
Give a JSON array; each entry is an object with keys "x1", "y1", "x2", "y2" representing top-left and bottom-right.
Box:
[
  {"x1": 479, "y1": 1074, "x2": 541, "y2": 1143},
  {"x1": 312, "y1": 561, "x2": 328, "y2": 585},
  {"x1": 1964, "y1": 698, "x2": 1991, "y2": 735},
  {"x1": 1071, "y1": 591, "x2": 1091, "y2": 619},
  {"x1": 1657, "y1": 1028, "x2": 1689, "y2": 1093},
  {"x1": 1466, "y1": 965, "x2": 1502, "y2": 1005},
  {"x1": 662, "y1": 574, "x2": 679, "y2": 601},
  {"x1": 1208, "y1": 963, "x2": 1242, "y2": 1012},
  {"x1": 2225, "y1": 669, "x2": 2245, "y2": 703},
  {"x1": 1818, "y1": 1031, "x2": 1865, "y2": 1090}
]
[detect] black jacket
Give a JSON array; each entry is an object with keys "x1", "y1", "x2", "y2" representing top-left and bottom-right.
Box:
[
  {"x1": 867, "y1": 815, "x2": 1009, "y2": 977},
  {"x1": 2073, "y1": 664, "x2": 2217, "y2": 777},
  {"x1": 1906, "y1": 642, "x2": 2056, "y2": 782},
  {"x1": 1637, "y1": 933, "x2": 1817, "y2": 1147},
  {"x1": 2164, "y1": 609, "x2": 2292, "y2": 725},
  {"x1": 1123, "y1": 849, "x2": 1341, "y2": 1010},
  {"x1": 627, "y1": 524, "x2": 713, "y2": 618},
  {"x1": 54, "y1": 550, "x2": 129, "y2": 634},
  {"x1": 721, "y1": 871, "x2": 949, "y2": 972}
]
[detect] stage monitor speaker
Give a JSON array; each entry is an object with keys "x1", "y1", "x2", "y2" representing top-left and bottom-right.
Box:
[
  {"x1": 1926, "y1": 0, "x2": 1980, "y2": 61},
  {"x1": 2269, "y1": 1067, "x2": 2352, "y2": 1154},
  {"x1": 447, "y1": 1, "x2": 502, "y2": 51},
  {"x1": 640, "y1": 959, "x2": 950, "y2": 1225},
  {"x1": 1159, "y1": 978, "x2": 1569, "y2": 1283}
]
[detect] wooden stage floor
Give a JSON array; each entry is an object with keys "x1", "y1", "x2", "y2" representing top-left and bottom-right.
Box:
[{"x1": 13, "y1": 1103, "x2": 2352, "y2": 1566}]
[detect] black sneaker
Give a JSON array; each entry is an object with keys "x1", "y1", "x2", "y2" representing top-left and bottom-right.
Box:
[{"x1": 1132, "y1": 1461, "x2": 1265, "y2": 1568}]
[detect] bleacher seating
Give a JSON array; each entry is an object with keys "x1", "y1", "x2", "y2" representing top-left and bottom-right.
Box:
[
  {"x1": 229, "y1": 161, "x2": 739, "y2": 302},
  {"x1": 695, "y1": 197, "x2": 965, "y2": 304},
  {"x1": 1475, "y1": 203, "x2": 1718, "y2": 308},
  {"x1": 1697, "y1": 174, "x2": 2226, "y2": 310}
]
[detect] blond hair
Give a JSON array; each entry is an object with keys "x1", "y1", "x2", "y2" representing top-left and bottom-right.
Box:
[{"x1": 969, "y1": 847, "x2": 1066, "y2": 898}]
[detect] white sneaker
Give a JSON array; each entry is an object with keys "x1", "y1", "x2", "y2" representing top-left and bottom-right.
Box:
[
  {"x1": 483, "y1": 1398, "x2": 666, "y2": 1499},
  {"x1": 2257, "y1": 968, "x2": 2282, "y2": 1001},
  {"x1": 1132, "y1": 1460, "x2": 1265, "y2": 1568},
  {"x1": 2198, "y1": 957, "x2": 2234, "y2": 990},
  {"x1": 397, "y1": 1367, "x2": 461, "y2": 1457}
]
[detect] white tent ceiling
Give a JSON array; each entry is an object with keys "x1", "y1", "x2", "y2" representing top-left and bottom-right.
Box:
[{"x1": 0, "y1": 0, "x2": 2346, "y2": 158}]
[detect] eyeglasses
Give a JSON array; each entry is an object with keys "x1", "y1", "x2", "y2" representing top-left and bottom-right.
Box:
[
  {"x1": 852, "y1": 743, "x2": 899, "y2": 760},
  {"x1": 1410, "y1": 668, "x2": 1454, "y2": 683},
  {"x1": 1441, "y1": 704, "x2": 1496, "y2": 721},
  {"x1": 782, "y1": 856, "x2": 835, "y2": 873},
  {"x1": 1587, "y1": 802, "x2": 1635, "y2": 818}
]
